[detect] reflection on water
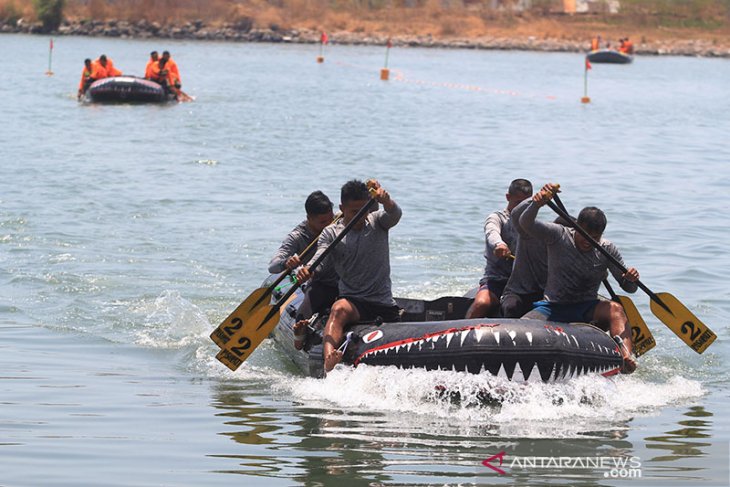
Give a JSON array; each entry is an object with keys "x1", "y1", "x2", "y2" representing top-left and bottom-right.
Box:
[{"x1": 209, "y1": 381, "x2": 726, "y2": 485}]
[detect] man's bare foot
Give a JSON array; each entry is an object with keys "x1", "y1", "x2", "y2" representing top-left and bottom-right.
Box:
[
  {"x1": 293, "y1": 320, "x2": 307, "y2": 350},
  {"x1": 324, "y1": 349, "x2": 343, "y2": 372},
  {"x1": 621, "y1": 354, "x2": 637, "y2": 374}
]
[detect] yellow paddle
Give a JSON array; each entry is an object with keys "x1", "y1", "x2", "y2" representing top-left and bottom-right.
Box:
[
  {"x1": 546, "y1": 197, "x2": 716, "y2": 354},
  {"x1": 603, "y1": 279, "x2": 655, "y2": 357},
  {"x1": 216, "y1": 197, "x2": 377, "y2": 371},
  {"x1": 210, "y1": 213, "x2": 341, "y2": 349}
]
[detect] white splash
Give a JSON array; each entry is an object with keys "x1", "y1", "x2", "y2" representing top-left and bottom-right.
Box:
[
  {"x1": 270, "y1": 364, "x2": 704, "y2": 439},
  {"x1": 133, "y1": 290, "x2": 211, "y2": 348}
]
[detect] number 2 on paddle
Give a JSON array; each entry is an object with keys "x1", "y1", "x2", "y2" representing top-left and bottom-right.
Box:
[
  {"x1": 230, "y1": 336, "x2": 252, "y2": 356},
  {"x1": 224, "y1": 317, "x2": 243, "y2": 336},
  {"x1": 681, "y1": 321, "x2": 701, "y2": 341},
  {"x1": 210, "y1": 316, "x2": 242, "y2": 347}
]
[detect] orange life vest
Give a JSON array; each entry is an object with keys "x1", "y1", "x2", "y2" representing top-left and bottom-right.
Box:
[{"x1": 79, "y1": 65, "x2": 93, "y2": 91}]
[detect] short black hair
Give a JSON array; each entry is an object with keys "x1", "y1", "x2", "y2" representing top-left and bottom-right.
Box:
[
  {"x1": 84, "y1": 58, "x2": 91, "y2": 64},
  {"x1": 508, "y1": 178, "x2": 532, "y2": 196},
  {"x1": 162, "y1": 51, "x2": 170, "y2": 56},
  {"x1": 151, "y1": 51, "x2": 158, "y2": 56},
  {"x1": 554, "y1": 215, "x2": 575, "y2": 227},
  {"x1": 305, "y1": 190, "x2": 333, "y2": 216},
  {"x1": 577, "y1": 206, "x2": 607, "y2": 235},
  {"x1": 100, "y1": 54, "x2": 107, "y2": 61},
  {"x1": 340, "y1": 179, "x2": 370, "y2": 204}
]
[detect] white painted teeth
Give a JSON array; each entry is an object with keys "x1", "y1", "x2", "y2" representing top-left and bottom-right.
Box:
[
  {"x1": 525, "y1": 332, "x2": 533, "y2": 346},
  {"x1": 460, "y1": 330, "x2": 469, "y2": 347},
  {"x1": 474, "y1": 327, "x2": 484, "y2": 343},
  {"x1": 445, "y1": 332, "x2": 454, "y2": 348},
  {"x1": 492, "y1": 331, "x2": 500, "y2": 344}
]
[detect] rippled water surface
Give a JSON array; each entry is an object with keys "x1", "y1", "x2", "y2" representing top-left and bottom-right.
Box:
[{"x1": 1, "y1": 33, "x2": 729, "y2": 486}]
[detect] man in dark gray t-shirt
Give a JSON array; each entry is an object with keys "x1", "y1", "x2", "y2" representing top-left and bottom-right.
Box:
[
  {"x1": 298, "y1": 179, "x2": 401, "y2": 373},
  {"x1": 520, "y1": 183, "x2": 640, "y2": 373}
]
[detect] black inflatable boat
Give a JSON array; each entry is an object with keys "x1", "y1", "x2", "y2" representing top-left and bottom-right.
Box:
[
  {"x1": 269, "y1": 280, "x2": 624, "y2": 381},
  {"x1": 586, "y1": 50, "x2": 633, "y2": 64},
  {"x1": 86, "y1": 76, "x2": 174, "y2": 103}
]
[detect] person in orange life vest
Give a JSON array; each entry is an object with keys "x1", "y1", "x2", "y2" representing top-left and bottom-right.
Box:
[
  {"x1": 92, "y1": 54, "x2": 122, "y2": 78},
  {"x1": 160, "y1": 51, "x2": 181, "y2": 89},
  {"x1": 150, "y1": 58, "x2": 181, "y2": 99},
  {"x1": 590, "y1": 35, "x2": 602, "y2": 51},
  {"x1": 77, "y1": 58, "x2": 94, "y2": 100},
  {"x1": 144, "y1": 51, "x2": 159, "y2": 79},
  {"x1": 622, "y1": 38, "x2": 634, "y2": 55}
]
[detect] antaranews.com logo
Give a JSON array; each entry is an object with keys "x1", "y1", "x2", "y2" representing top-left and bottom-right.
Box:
[{"x1": 483, "y1": 451, "x2": 642, "y2": 479}]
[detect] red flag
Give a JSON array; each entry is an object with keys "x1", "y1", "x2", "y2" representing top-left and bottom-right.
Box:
[
  {"x1": 585, "y1": 58, "x2": 592, "y2": 70},
  {"x1": 320, "y1": 31, "x2": 328, "y2": 45},
  {"x1": 50, "y1": 38, "x2": 54, "y2": 50},
  {"x1": 386, "y1": 38, "x2": 392, "y2": 49}
]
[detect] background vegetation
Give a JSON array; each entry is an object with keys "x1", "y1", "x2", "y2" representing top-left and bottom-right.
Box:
[{"x1": 2, "y1": 0, "x2": 729, "y2": 40}]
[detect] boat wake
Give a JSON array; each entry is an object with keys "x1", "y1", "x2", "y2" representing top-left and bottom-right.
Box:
[{"x1": 271, "y1": 365, "x2": 703, "y2": 438}]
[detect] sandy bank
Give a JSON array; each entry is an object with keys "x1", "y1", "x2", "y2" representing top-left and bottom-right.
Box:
[{"x1": 4, "y1": 18, "x2": 730, "y2": 58}]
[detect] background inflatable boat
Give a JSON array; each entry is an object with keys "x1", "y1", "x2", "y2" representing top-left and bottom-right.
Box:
[
  {"x1": 86, "y1": 76, "x2": 174, "y2": 103},
  {"x1": 586, "y1": 49, "x2": 633, "y2": 64}
]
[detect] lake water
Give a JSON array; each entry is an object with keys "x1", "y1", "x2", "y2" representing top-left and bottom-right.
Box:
[{"x1": 1, "y1": 33, "x2": 729, "y2": 486}]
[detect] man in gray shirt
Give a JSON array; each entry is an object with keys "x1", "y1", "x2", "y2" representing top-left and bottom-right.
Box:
[
  {"x1": 268, "y1": 190, "x2": 338, "y2": 320},
  {"x1": 500, "y1": 197, "x2": 549, "y2": 318},
  {"x1": 298, "y1": 179, "x2": 401, "y2": 372},
  {"x1": 520, "y1": 183, "x2": 639, "y2": 373},
  {"x1": 466, "y1": 179, "x2": 532, "y2": 318}
]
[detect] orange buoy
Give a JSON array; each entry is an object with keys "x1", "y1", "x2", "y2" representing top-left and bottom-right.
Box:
[{"x1": 380, "y1": 68, "x2": 390, "y2": 81}]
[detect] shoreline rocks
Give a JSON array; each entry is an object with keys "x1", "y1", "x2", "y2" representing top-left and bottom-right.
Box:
[{"x1": 3, "y1": 18, "x2": 730, "y2": 58}]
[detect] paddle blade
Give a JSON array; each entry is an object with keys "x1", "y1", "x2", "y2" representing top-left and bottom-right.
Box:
[
  {"x1": 209, "y1": 287, "x2": 270, "y2": 348},
  {"x1": 616, "y1": 295, "x2": 655, "y2": 357},
  {"x1": 649, "y1": 292, "x2": 717, "y2": 354},
  {"x1": 215, "y1": 304, "x2": 281, "y2": 371}
]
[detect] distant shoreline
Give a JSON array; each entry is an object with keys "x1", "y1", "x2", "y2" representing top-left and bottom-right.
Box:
[{"x1": 4, "y1": 19, "x2": 730, "y2": 58}]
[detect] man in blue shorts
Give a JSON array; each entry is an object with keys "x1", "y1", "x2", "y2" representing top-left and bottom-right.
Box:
[
  {"x1": 520, "y1": 183, "x2": 639, "y2": 373},
  {"x1": 297, "y1": 179, "x2": 401, "y2": 372}
]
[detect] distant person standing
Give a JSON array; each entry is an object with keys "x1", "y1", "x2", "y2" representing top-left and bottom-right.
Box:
[
  {"x1": 77, "y1": 58, "x2": 94, "y2": 100},
  {"x1": 590, "y1": 35, "x2": 602, "y2": 51},
  {"x1": 466, "y1": 179, "x2": 533, "y2": 319}
]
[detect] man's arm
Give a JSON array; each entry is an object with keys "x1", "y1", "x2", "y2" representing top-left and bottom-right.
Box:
[
  {"x1": 604, "y1": 241, "x2": 639, "y2": 293},
  {"x1": 510, "y1": 198, "x2": 531, "y2": 228},
  {"x1": 297, "y1": 227, "x2": 335, "y2": 283},
  {"x1": 518, "y1": 183, "x2": 563, "y2": 244},
  {"x1": 268, "y1": 231, "x2": 303, "y2": 274},
  {"x1": 369, "y1": 180, "x2": 402, "y2": 230}
]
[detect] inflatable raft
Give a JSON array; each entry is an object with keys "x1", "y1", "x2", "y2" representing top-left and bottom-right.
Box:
[
  {"x1": 586, "y1": 50, "x2": 633, "y2": 64},
  {"x1": 269, "y1": 280, "x2": 624, "y2": 381},
  {"x1": 86, "y1": 76, "x2": 174, "y2": 103}
]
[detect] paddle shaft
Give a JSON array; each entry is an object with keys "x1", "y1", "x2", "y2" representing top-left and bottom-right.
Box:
[
  {"x1": 257, "y1": 198, "x2": 377, "y2": 329},
  {"x1": 250, "y1": 213, "x2": 342, "y2": 311},
  {"x1": 545, "y1": 199, "x2": 671, "y2": 314},
  {"x1": 602, "y1": 278, "x2": 619, "y2": 301}
]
